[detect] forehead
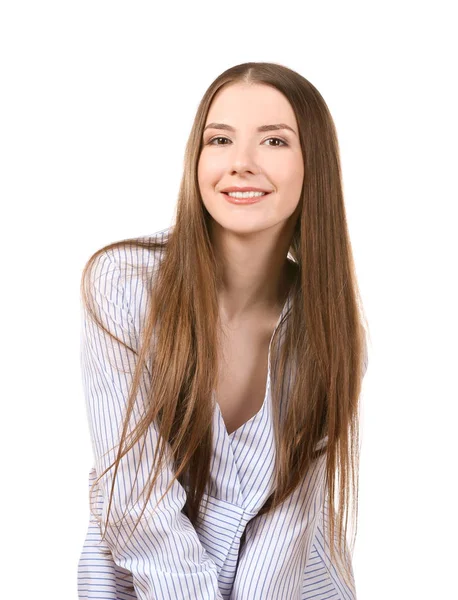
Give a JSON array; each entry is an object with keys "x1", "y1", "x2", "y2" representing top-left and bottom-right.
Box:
[{"x1": 206, "y1": 83, "x2": 297, "y2": 127}]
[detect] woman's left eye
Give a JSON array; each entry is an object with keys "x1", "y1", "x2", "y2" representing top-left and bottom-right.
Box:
[
  {"x1": 207, "y1": 136, "x2": 287, "y2": 147},
  {"x1": 265, "y1": 137, "x2": 287, "y2": 147}
]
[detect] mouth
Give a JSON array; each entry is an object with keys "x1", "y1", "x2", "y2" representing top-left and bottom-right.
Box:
[{"x1": 221, "y1": 191, "x2": 272, "y2": 205}]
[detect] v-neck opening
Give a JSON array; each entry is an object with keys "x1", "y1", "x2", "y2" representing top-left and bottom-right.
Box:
[{"x1": 214, "y1": 282, "x2": 293, "y2": 440}]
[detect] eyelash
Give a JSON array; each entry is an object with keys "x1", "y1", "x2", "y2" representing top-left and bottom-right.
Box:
[{"x1": 207, "y1": 136, "x2": 288, "y2": 148}]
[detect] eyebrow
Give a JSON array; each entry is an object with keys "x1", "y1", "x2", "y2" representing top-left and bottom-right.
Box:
[{"x1": 203, "y1": 122, "x2": 297, "y2": 136}]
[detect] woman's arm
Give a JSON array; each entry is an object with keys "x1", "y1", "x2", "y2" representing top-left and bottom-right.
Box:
[
  {"x1": 302, "y1": 498, "x2": 356, "y2": 600},
  {"x1": 231, "y1": 461, "x2": 356, "y2": 600},
  {"x1": 230, "y1": 451, "x2": 328, "y2": 600},
  {"x1": 78, "y1": 467, "x2": 137, "y2": 599},
  {"x1": 77, "y1": 248, "x2": 223, "y2": 600}
]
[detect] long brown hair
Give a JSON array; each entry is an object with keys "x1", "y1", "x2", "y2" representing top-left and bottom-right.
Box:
[{"x1": 81, "y1": 61, "x2": 369, "y2": 587}]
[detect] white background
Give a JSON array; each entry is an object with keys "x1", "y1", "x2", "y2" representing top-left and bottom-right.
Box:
[{"x1": 1, "y1": 1, "x2": 456, "y2": 598}]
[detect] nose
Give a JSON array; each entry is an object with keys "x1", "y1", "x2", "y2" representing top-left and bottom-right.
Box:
[{"x1": 229, "y1": 142, "x2": 260, "y2": 175}]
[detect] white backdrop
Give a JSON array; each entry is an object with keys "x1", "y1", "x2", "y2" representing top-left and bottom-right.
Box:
[{"x1": 1, "y1": 1, "x2": 456, "y2": 598}]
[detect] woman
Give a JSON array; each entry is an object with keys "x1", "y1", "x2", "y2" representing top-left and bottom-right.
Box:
[{"x1": 77, "y1": 61, "x2": 369, "y2": 600}]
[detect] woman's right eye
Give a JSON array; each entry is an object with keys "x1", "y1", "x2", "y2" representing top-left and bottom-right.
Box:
[{"x1": 208, "y1": 136, "x2": 230, "y2": 145}]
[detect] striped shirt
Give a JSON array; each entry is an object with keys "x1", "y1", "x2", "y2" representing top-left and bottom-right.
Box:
[{"x1": 77, "y1": 226, "x2": 357, "y2": 600}]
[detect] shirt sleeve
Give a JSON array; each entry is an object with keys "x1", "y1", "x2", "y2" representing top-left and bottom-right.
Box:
[
  {"x1": 78, "y1": 248, "x2": 223, "y2": 600},
  {"x1": 230, "y1": 447, "x2": 329, "y2": 600},
  {"x1": 231, "y1": 450, "x2": 356, "y2": 600},
  {"x1": 302, "y1": 501, "x2": 356, "y2": 600},
  {"x1": 78, "y1": 466, "x2": 138, "y2": 599}
]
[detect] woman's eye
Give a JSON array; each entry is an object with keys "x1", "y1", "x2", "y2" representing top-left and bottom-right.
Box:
[
  {"x1": 209, "y1": 136, "x2": 230, "y2": 145},
  {"x1": 208, "y1": 136, "x2": 287, "y2": 147},
  {"x1": 265, "y1": 137, "x2": 287, "y2": 147}
]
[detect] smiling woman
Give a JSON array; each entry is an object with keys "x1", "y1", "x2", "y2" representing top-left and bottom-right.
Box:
[
  {"x1": 77, "y1": 61, "x2": 368, "y2": 600},
  {"x1": 198, "y1": 84, "x2": 303, "y2": 240}
]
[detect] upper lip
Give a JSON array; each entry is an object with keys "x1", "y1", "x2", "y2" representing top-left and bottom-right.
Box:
[{"x1": 220, "y1": 186, "x2": 272, "y2": 193}]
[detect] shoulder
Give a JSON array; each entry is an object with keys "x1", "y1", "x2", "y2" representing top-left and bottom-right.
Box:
[
  {"x1": 86, "y1": 225, "x2": 174, "y2": 334},
  {"x1": 104, "y1": 224, "x2": 172, "y2": 281}
]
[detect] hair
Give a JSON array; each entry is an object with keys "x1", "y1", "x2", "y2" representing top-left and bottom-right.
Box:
[{"x1": 81, "y1": 61, "x2": 369, "y2": 588}]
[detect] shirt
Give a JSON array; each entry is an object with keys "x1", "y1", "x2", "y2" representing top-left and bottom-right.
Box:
[{"x1": 77, "y1": 225, "x2": 358, "y2": 600}]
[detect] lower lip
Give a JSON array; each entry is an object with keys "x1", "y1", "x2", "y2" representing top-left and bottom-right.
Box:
[{"x1": 221, "y1": 192, "x2": 271, "y2": 205}]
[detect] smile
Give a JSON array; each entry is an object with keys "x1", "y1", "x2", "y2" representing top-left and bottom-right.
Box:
[{"x1": 222, "y1": 191, "x2": 271, "y2": 205}]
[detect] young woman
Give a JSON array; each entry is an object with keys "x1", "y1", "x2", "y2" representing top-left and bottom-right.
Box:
[{"x1": 77, "y1": 61, "x2": 369, "y2": 600}]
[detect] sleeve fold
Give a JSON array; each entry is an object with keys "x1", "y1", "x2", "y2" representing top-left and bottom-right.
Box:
[{"x1": 78, "y1": 249, "x2": 223, "y2": 600}]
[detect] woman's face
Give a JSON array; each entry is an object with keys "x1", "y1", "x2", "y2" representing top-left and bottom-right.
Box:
[{"x1": 197, "y1": 82, "x2": 304, "y2": 235}]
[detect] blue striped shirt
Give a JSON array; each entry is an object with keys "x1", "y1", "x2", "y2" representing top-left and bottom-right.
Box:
[{"x1": 77, "y1": 226, "x2": 357, "y2": 599}]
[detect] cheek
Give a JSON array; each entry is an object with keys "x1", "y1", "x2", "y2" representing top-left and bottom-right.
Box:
[
  {"x1": 274, "y1": 168, "x2": 304, "y2": 210},
  {"x1": 268, "y1": 152, "x2": 303, "y2": 178},
  {"x1": 284, "y1": 159, "x2": 304, "y2": 189},
  {"x1": 276, "y1": 166, "x2": 303, "y2": 192},
  {"x1": 197, "y1": 155, "x2": 222, "y2": 188}
]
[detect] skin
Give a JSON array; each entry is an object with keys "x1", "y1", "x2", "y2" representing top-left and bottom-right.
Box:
[{"x1": 197, "y1": 82, "x2": 304, "y2": 325}]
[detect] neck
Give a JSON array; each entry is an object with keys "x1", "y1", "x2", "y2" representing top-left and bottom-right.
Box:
[{"x1": 210, "y1": 221, "x2": 297, "y2": 322}]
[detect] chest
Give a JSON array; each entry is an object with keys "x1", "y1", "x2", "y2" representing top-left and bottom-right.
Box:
[{"x1": 215, "y1": 320, "x2": 274, "y2": 436}]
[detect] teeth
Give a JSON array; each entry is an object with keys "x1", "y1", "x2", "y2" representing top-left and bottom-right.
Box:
[{"x1": 226, "y1": 191, "x2": 267, "y2": 198}]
